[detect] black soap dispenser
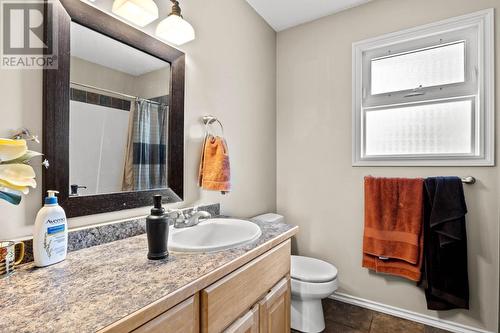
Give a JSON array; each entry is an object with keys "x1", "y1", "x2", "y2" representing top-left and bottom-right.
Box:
[{"x1": 146, "y1": 195, "x2": 169, "y2": 260}]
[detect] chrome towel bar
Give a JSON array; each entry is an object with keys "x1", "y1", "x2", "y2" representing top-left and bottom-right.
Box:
[
  {"x1": 367, "y1": 176, "x2": 476, "y2": 184},
  {"x1": 461, "y1": 176, "x2": 476, "y2": 184}
]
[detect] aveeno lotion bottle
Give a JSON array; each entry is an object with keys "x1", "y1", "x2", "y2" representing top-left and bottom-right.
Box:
[{"x1": 33, "y1": 190, "x2": 68, "y2": 267}]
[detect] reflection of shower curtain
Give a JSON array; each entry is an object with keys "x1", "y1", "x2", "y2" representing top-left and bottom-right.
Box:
[{"x1": 122, "y1": 100, "x2": 168, "y2": 191}]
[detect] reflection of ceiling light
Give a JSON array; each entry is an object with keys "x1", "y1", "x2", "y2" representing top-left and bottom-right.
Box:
[
  {"x1": 112, "y1": 0, "x2": 159, "y2": 27},
  {"x1": 156, "y1": 0, "x2": 195, "y2": 46}
]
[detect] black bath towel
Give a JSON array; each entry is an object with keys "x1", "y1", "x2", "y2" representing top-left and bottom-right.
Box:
[{"x1": 420, "y1": 177, "x2": 469, "y2": 310}]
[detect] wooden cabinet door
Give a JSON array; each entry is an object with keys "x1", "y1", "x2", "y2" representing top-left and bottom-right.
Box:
[
  {"x1": 201, "y1": 240, "x2": 291, "y2": 333},
  {"x1": 259, "y1": 277, "x2": 290, "y2": 333},
  {"x1": 223, "y1": 305, "x2": 259, "y2": 333},
  {"x1": 132, "y1": 294, "x2": 199, "y2": 333}
]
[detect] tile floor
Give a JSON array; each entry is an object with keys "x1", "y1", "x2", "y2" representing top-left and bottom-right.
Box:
[{"x1": 292, "y1": 299, "x2": 451, "y2": 333}]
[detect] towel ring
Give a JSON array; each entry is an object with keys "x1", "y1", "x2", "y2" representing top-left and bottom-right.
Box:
[{"x1": 202, "y1": 115, "x2": 224, "y2": 137}]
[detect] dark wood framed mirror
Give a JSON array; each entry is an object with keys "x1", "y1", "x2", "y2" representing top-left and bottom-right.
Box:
[{"x1": 43, "y1": 0, "x2": 184, "y2": 217}]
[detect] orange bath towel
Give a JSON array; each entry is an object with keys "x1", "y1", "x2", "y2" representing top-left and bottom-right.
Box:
[
  {"x1": 198, "y1": 135, "x2": 231, "y2": 193},
  {"x1": 362, "y1": 176, "x2": 424, "y2": 282}
]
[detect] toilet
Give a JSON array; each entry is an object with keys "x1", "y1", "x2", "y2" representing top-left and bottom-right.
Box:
[
  {"x1": 251, "y1": 214, "x2": 339, "y2": 333},
  {"x1": 290, "y1": 255, "x2": 338, "y2": 332}
]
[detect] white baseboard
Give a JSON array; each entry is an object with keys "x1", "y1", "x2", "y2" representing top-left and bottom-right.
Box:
[{"x1": 330, "y1": 292, "x2": 494, "y2": 333}]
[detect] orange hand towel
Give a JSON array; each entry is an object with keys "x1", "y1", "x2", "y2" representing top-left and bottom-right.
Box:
[
  {"x1": 198, "y1": 135, "x2": 231, "y2": 193},
  {"x1": 362, "y1": 176, "x2": 424, "y2": 281}
]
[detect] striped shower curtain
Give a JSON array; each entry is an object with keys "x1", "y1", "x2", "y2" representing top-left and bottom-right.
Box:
[{"x1": 122, "y1": 100, "x2": 168, "y2": 191}]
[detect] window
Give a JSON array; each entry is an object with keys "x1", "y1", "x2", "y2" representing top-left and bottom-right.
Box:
[
  {"x1": 370, "y1": 41, "x2": 466, "y2": 95},
  {"x1": 352, "y1": 9, "x2": 494, "y2": 166}
]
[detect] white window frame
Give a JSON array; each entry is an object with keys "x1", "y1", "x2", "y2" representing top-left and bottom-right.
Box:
[{"x1": 352, "y1": 9, "x2": 494, "y2": 166}]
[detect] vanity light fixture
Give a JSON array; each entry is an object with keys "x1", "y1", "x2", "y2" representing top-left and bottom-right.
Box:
[
  {"x1": 155, "y1": 0, "x2": 195, "y2": 45},
  {"x1": 112, "y1": 0, "x2": 159, "y2": 27}
]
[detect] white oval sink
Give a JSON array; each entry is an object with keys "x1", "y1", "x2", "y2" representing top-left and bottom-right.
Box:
[{"x1": 168, "y1": 218, "x2": 262, "y2": 253}]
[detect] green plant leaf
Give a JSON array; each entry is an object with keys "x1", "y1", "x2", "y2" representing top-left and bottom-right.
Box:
[
  {"x1": 1, "y1": 150, "x2": 42, "y2": 164},
  {"x1": 0, "y1": 191, "x2": 22, "y2": 205}
]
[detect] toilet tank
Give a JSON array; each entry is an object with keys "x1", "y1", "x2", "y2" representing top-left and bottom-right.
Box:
[{"x1": 251, "y1": 213, "x2": 285, "y2": 224}]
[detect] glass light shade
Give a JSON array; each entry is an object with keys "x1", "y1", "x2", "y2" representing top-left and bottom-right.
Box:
[
  {"x1": 156, "y1": 14, "x2": 195, "y2": 45},
  {"x1": 112, "y1": 0, "x2": 159, "y2": 27}
]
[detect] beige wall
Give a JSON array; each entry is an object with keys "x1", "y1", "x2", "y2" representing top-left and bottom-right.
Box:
[
  {"x1": 277, "y1": 0, "x2": 499, "y2": 331},
  {"x1": 134, "y1": 67, "x2": 170, "y2": 99},
  {"x1": 71, "y1": 56, "x2": 171, "y2": 98},
  {"x1": 0, "y1": 0, "x2": 276, "y2": 239},
  {"x1": 71, "y1": 56, "x2": 137, "y2": 96}
]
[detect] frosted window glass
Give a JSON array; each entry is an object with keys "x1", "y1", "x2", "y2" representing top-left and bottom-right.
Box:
[
  {"x1": 371, "y1": 42, "x2": 465, "y2": 95},
  {"x1": 365, "y1": 100, "x2": 472, "y2": 156}
]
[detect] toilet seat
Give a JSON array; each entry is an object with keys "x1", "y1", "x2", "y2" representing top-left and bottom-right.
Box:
[
  {"x1": 291, "y1": 255, "x2": 338, "y2": 283},
  {"x1": 291, "y1": 277, "x2": 339, "y2": 299}
]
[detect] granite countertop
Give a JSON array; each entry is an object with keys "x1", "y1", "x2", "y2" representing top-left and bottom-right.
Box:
[{"x1": 0, "y1": 219, "x2": 297, "y2": 333}]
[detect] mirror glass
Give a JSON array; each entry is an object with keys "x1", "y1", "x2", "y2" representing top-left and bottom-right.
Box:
[{"x1": 69, "y1": 22, "x2": 171, "y2": 197}]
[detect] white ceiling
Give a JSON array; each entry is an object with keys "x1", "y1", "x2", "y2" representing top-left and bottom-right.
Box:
[
  {"x1": 70, "y1": 22, "x2": 169, "y2": 76},
  {"x1": 245, "y1": 0, "x2": 371, "y2": 31}
]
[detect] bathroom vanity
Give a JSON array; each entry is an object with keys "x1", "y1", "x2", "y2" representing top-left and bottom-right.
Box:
[
  {"x1": 127, "y1": 240, "x2": 290, "y2": 333},
  {"x1": 0, "y1": 219, "x2": 298, "y2": 332}
]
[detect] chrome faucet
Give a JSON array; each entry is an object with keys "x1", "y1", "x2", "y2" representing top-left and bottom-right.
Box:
[{"x1": 168, "y1": 206, "x2": 211, "y2": 229}]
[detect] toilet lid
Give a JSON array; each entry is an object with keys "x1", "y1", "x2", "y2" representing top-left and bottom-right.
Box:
[{"x1": 291, "y1": 255, "x2": 338, "y2": 283}]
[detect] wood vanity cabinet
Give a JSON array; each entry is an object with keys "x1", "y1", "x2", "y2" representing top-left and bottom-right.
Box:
[
  {"x1": 220, "y1": 277, "x2": 291, "y2": 333},
  {"x1": 258, "y1": 278, "x2": 291, "y2": 333},
  {"x1": 223, "y1": 305, "x2": 259, "y2": 333},
  {"x1": 131, "y1": 295, "x2": 199, "y2": 333},
  {"x1": 219, "y1": 278, "x2": 290, "y2": 333},
  {"x1": 200, "y1": 241, "x2": 291, "y2": 333},
  {"x1": 108, "y1": 240, "x2": 291, "y2": 333}
]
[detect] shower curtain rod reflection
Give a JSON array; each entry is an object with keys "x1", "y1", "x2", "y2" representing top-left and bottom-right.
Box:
[{"x1": 70, "y1": 81, "x2": 167, "y2": 107}]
